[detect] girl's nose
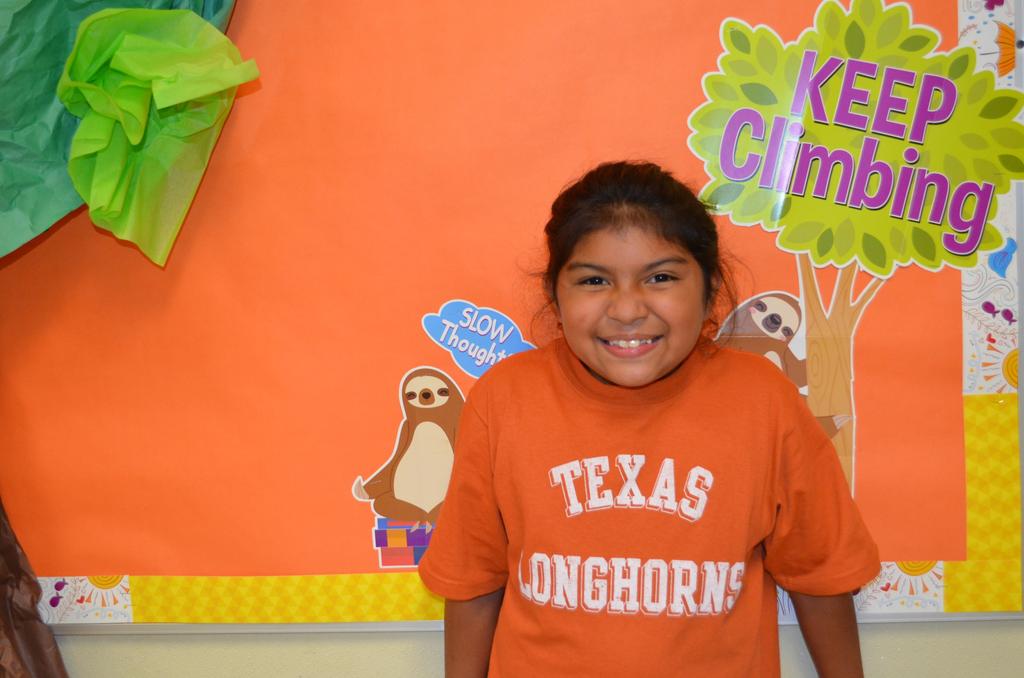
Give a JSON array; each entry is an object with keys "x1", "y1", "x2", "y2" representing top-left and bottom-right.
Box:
[{"x1": 606, "y1": 286, "x2": 648, "y2": 325}]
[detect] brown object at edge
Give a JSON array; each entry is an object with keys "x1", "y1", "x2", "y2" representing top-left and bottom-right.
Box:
[{"x1": 0, "y1": 499, "x2": 69, "y2": 678}]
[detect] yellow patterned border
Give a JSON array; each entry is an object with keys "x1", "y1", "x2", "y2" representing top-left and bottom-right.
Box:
[
  {"x1": 131, "y1": 573, "x2": 443, "y2": 623},
  {"x1": 945, "y1": 394, "x2": 1022, "y2": 612}
]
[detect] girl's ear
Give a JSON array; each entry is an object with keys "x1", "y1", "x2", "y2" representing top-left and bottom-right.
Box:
[{"x1": 551, "y1": 295, "x2": 565, "y2": 330}]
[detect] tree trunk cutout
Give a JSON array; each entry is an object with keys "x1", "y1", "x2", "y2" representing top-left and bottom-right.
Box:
[{"x1": 797, "y1": 254, "x2": 884, "y2": 493}]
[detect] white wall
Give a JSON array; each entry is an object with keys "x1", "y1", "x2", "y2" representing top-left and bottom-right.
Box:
[{"x1": 54, "y1": 620, "x2": 1024, "y2": 677}]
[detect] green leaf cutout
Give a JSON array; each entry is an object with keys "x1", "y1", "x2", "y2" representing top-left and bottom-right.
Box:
[
  {"x1": 973, "y1": 158, "x2": 999, "y2": 182},
  {"x1": 708, "y1": 79, "x2": 739, "y2": 101},
  {"x1": 959, "y1": 133, "x2": 987, "y2": 150},
  {"x1": 876, "y1": 12, "x2": 903, "y2": 45},
  {"x1": 707, "y1": 183, "x2": 744, "y2": 208},
  {"x1": 862, "y1": 233, "x2": 887, "y2": 270},
  {"x1": 695, "y1": 107, "x2": 734, "y2": 128},
  {"x1": 755, "y1": 34, "x2": 778, "y2": 72},
  {"x1": 845, "y1": 22, "x2": 866, "y2": 58},
  {"x1": 944, "y1": 155, "x2": 966, "y2": 184},
  {"x1": 912, "y1": 227, "x2": 936, "y2": 261},
  {"x1": 730, "y1": 28, "x2": 751, "y2": 54},
  {"x1": 899, "y1": 35, "x2": 930, "y2": 52},
  {"x1": 816, "y1": 229, "x2": 835, "y2": 257},
  {"x1": 948, "y1": 54, "x2": 969, "y2": 80},
  {"x1": 836, "y1": 219, "x2": 855, "y2": 255},
  {"x1": 731, "y1": 60, "x2": 757, "y2": 77},
  {"x1": 992, "y1": 127, "x2": 1024, "y2": 148},
  {"x1": 786, "y1": 220, "x2": 824, "y2": 244},
  {"x1": 981, "y1": 96, "x2": 1018, "y2": 119},
  {"x1": 770, "y1": 195, "x2": 791, "y2": 222},
  {"x1": 966, "y1": 78, "x2": 988, "y2": 105},
  {"x1": 741, "y1": 83, "x2": 777, "y2": 105},
  {"x1": 998, "y1": 154, "x2": 1024, "y2": 173},
  {"x1": 889, "y1": 227, "x2": 906, "y2": 255}
]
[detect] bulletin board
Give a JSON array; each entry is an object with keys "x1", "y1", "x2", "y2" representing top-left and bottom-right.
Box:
[{"x1": 0, "y1": 0, "x2": 1021, "y2": 626}]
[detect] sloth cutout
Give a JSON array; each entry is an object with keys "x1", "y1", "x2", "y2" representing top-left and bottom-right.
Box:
[
  {"x1": 352, "y1": 367, "x2": 465, "y2": 529},
  {"x1": 716, "y1": 291, "x2": 849, "y2": 439}
]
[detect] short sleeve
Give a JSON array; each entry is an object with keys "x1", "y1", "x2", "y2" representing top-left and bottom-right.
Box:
[
  {"x1": 763, "y1": 390, "x2": 880, "y2": 595},
  {"x1": 418, "y1": 393, "x2": 509, "y2": 600}
]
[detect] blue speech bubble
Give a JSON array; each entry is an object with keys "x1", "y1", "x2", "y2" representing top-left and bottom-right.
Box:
[{"x1": 423, "y1": 299, "x2": 535, "y2": 378}]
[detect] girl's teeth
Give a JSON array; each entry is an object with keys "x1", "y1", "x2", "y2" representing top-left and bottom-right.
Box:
[{"x1": 608, "y1": 338, "x2": 654, "y2": 348}]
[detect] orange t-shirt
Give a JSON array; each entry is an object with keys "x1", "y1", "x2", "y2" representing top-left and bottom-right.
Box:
[{"x1": 419, "y1": 338, "x2": 879, "y2": 677}]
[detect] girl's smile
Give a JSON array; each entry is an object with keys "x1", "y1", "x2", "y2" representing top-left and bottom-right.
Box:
[
  {"x1": 600, "y1": 335, "x2": 660, "y2": 358},
  {"x1": 555, "y1": 224, "x2": 707, "y2": 388}
]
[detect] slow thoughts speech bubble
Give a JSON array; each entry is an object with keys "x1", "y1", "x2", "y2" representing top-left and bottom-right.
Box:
[{"x1": 423, "y1": 300, "x2": 534, "y2": 378}]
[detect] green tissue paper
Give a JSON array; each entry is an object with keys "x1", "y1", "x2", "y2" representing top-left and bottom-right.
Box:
[
  {"x1": 0, "y1": 0, "x2": 237, "y2": 260},
  {"x1": 56, "y1": 8, "x2": 258, "y2": 265}
]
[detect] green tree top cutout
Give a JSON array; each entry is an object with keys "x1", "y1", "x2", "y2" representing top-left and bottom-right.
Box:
[{"x1": 688, "y1": 0, "x2": 1024, "y2": 278}]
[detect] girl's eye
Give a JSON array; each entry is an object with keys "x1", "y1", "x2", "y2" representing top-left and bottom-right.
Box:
[
  {"x1": 649, "y1": 273, "x2": 677, "y2": 284},
  {"x1": 578, "y1": 276, "x2": 607, "y2": 286}
]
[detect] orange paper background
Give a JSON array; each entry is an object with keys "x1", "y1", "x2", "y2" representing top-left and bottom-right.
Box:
[{"x1": 0, "y1": 0, "x2": 963, "y2": 577}]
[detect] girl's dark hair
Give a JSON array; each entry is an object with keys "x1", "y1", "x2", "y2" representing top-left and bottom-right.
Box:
[{"x1": 542, "y1": 161, "x2": 735, "y2": 337}]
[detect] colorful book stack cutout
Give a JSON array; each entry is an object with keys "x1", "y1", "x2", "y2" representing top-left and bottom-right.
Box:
[{"x1": 373, "y1": 518, "x2": 432, "y2": 567}]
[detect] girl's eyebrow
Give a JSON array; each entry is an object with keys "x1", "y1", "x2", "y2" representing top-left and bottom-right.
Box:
[
  {"x1": 564, "y1": 261, "x2": 610, "y2": 273},
  {"x1": 565, "y1": 257, "x2": 689, "y2": 273},
  {"x1": 642, "y1": 257, "x2": 690, "y2": 271}
]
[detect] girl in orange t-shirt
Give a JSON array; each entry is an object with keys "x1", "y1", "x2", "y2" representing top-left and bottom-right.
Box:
[{"x1": 419, "y1": 161, "x2": 879, "y2": 677}]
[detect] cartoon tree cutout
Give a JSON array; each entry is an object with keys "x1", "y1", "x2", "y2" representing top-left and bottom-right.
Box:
[{"x1": 689, "y1": 0, "x2": 1024, "y2": 489}]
